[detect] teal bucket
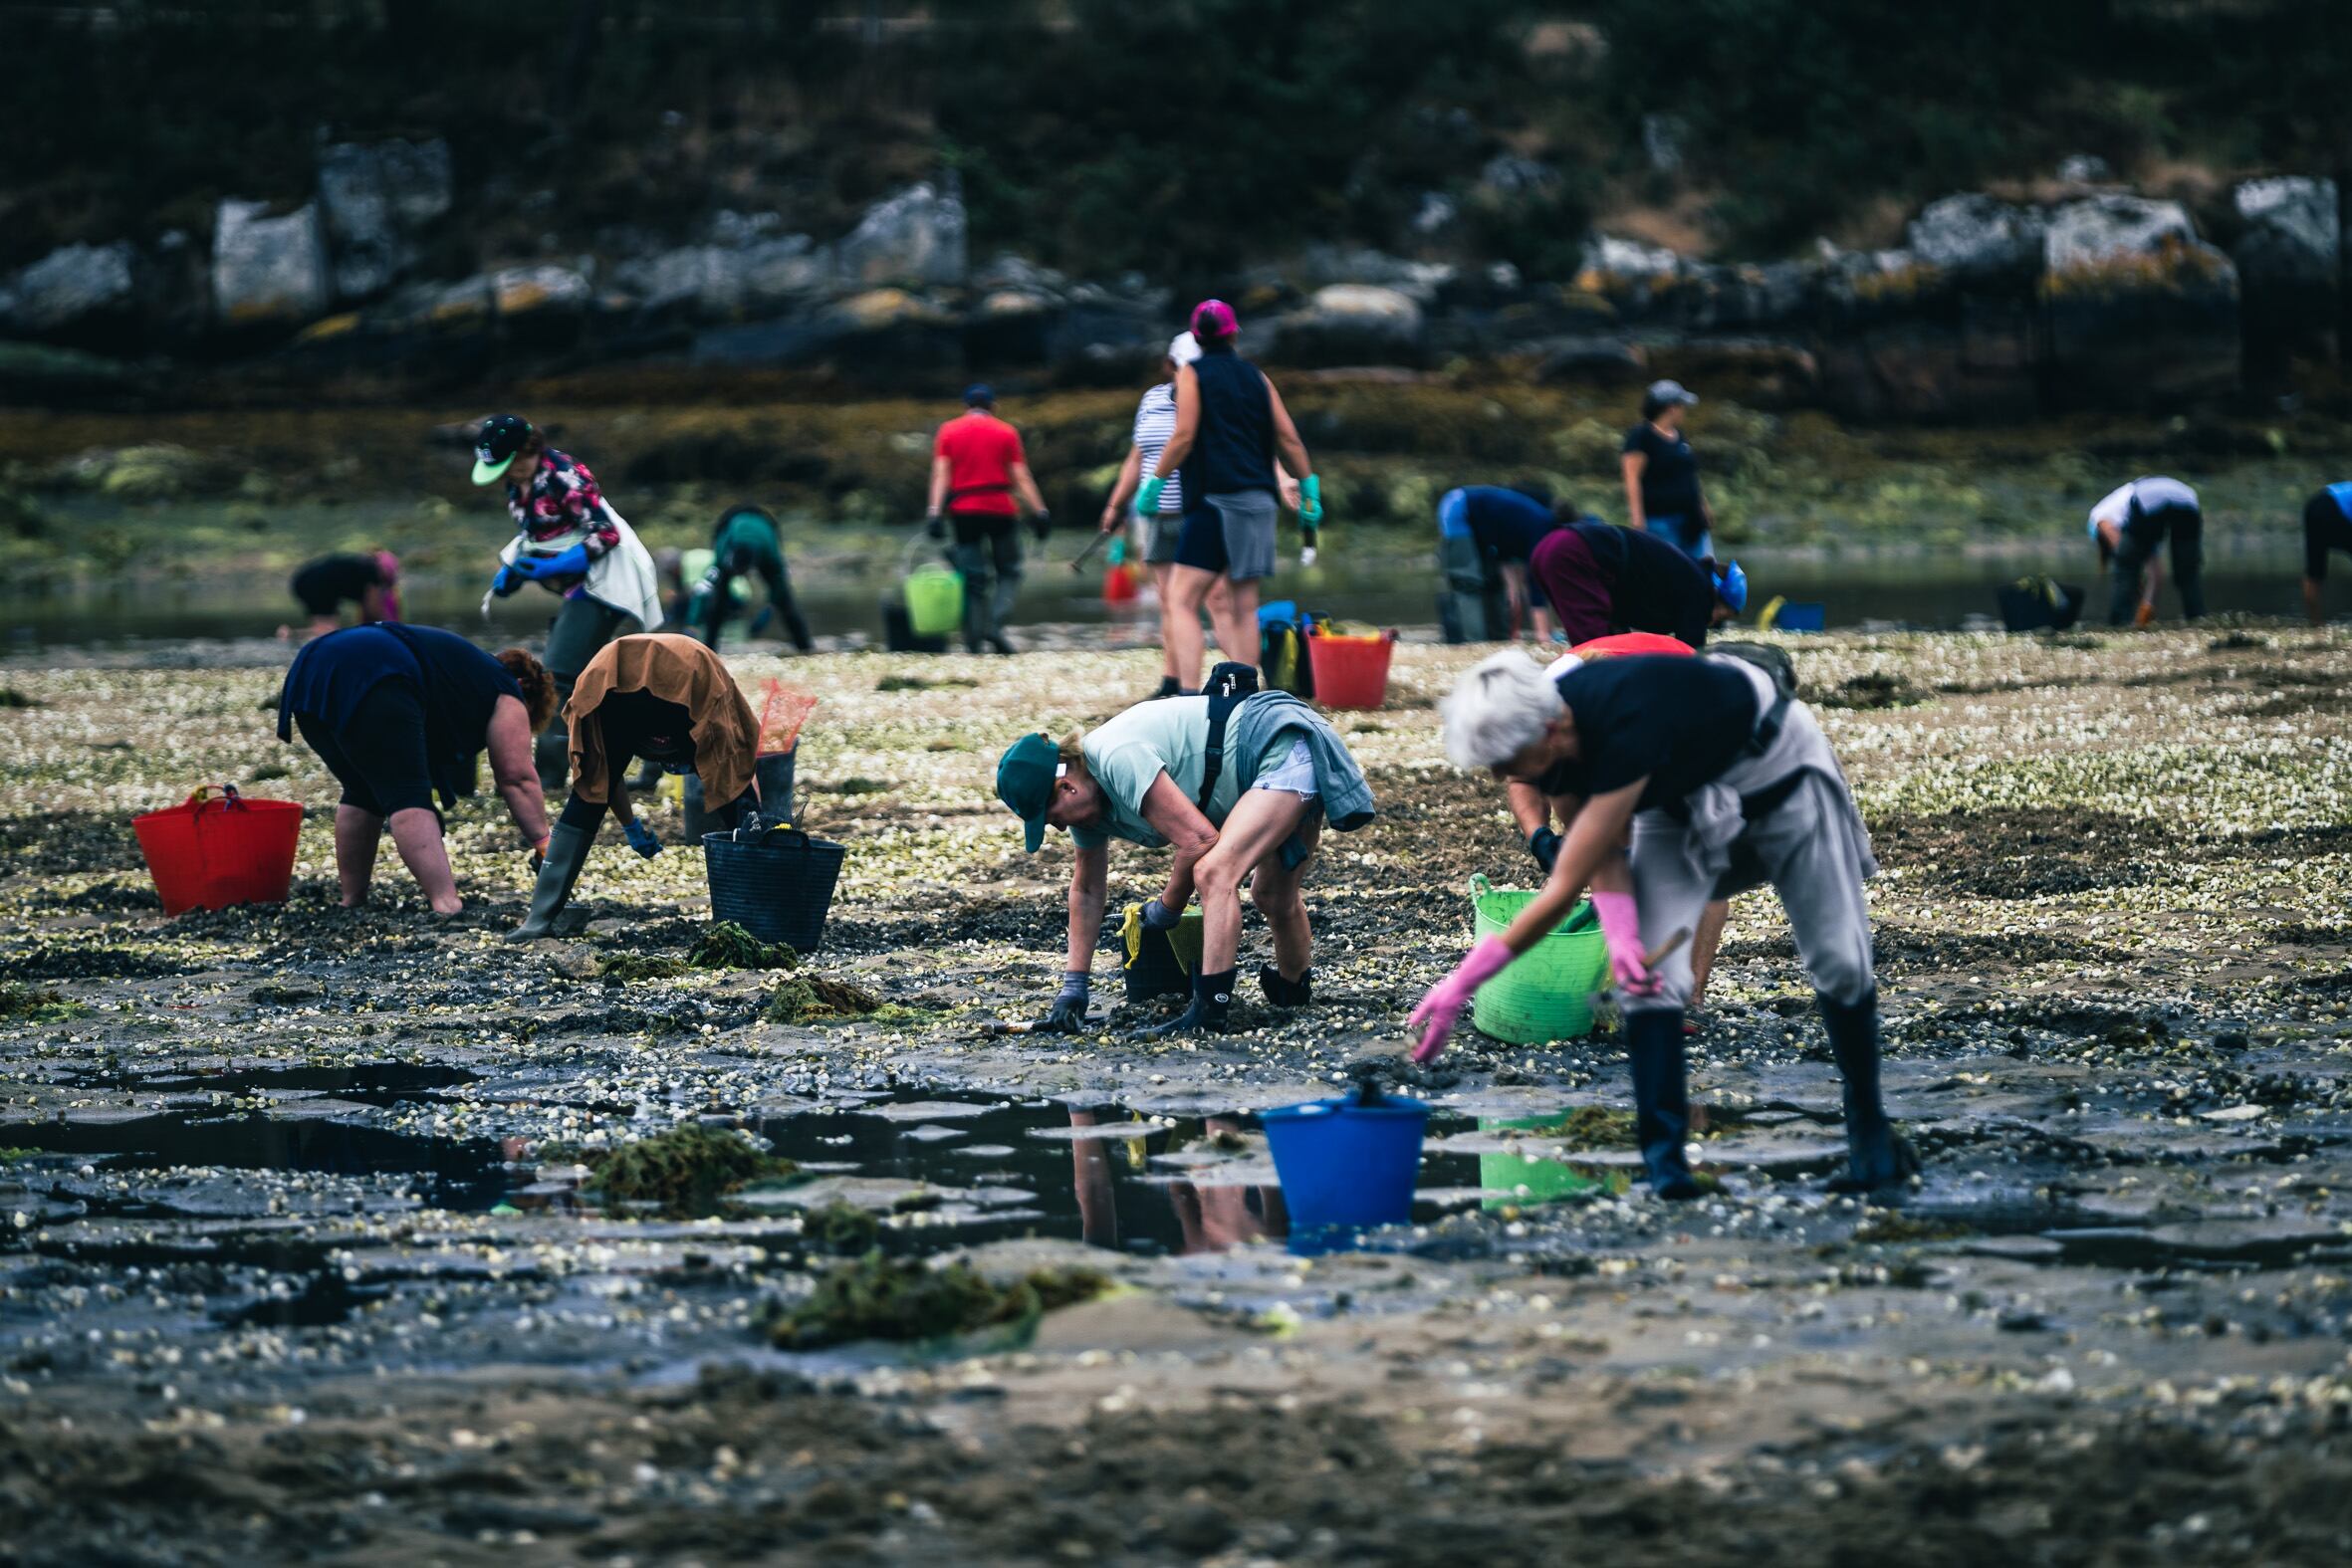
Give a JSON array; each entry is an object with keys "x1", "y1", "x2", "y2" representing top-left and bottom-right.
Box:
[{"x1": 1468, "y1": 875, "x2": 1608, "y2": 1044}]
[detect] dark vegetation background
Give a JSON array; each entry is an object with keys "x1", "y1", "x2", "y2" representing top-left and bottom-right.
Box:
[{"x1": 2, "y1": 0, "x2": 2345, "y2": 279}]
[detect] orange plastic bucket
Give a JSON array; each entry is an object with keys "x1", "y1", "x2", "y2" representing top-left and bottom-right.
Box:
[
  {"x1": 1102, "y1": 562, "x2": 1140, "y2": 603},
  {"x1": 132, "y1": 785, "x2": 304, "y2": 916},
  {"x1": 1306, "y1": 628, "x2": 1396, "y2": 710}
]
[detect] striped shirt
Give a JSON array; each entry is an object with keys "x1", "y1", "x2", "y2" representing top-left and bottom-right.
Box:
[{"x1": 1131, "y1": 383, "x2": 1184, "y2": 514}]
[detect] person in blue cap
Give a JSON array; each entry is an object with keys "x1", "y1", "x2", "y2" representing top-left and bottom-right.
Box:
[
  {"x1": 992, "y1": 686, "x2": 1374, "y2": 1036},
  {"x1": 926, "y1": 384, "x2": 1051, "y2": 654},
  {"x1": 2300, "y1": 482, "x2": 2352, "y2": 625},
  {"x1": 1529, "y1": 519, "x2": 1746, "y2": 648}
]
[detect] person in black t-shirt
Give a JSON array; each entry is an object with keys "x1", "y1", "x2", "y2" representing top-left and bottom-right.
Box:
[
  {"x1": 1529, "y1": 521, "x2": 1747, "y2": 648},
  {"x1": 1621, "y1": 380, "x2": 1712, "y2": 560},
  {"x1": 1412, "y1": 650, "x2": 1916, "y2": 1201}
]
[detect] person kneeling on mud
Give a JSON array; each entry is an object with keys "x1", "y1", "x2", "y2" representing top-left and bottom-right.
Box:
[
  {"x1": 993, "y1": 680, "x2": 1375, "y2": 1035},
  {"x1": 513, "y1": 633, "x2": 762, "y2": 940},
  {"x1": 277, "y1": 626, "x2": 556, "y2": 915},
  {"x1": 1414, "y1": 650, "x2": 1918, "y2": 1201}
]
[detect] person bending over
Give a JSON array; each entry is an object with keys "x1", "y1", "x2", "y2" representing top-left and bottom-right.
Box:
[
  {"x1": 278, "y1": 625, "x2": 554, "y2": 915},
  {"x1": 1415, "y1": 650, "x2": 1916, "y2": 1201}
]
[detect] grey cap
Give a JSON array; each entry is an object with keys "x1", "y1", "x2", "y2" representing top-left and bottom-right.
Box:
[{"x1": 1645, "y1": 379, "x2": 1699, "y2": 406}]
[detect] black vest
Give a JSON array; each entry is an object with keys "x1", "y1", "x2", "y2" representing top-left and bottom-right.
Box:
[{"x1": 1179, "y1": 346, "x2": 1275, "y2": 502}]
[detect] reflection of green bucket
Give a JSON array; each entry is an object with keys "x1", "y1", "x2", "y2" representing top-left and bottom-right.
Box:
[
  {"x1": 1478, "y1": 1113, "x2": 1601, "y2": 1211},
  {"x1": 1469, "y1": 875, "x2": 1608, "y2": 1044},
  {"x1": 903, "y1": 564, "x2": 965, "y2": 637}
]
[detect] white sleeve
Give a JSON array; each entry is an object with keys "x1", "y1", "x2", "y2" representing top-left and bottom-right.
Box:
[{"x1": 2087, "y1": 483, "x2": 2133, "y2": 539}]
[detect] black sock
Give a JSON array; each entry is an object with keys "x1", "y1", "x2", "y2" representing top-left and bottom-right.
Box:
[
  {"x1": 1193, "y1": 967, "x2": 1237, "y2": 1026},
  {"x1": 1259, "y1": 964, "x2": 1312, "y2": 1007}
]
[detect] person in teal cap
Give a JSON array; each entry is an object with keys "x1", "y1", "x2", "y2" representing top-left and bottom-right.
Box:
[{"x1": 993, "y1": 685, "x2": 1374, "y2": 1035}]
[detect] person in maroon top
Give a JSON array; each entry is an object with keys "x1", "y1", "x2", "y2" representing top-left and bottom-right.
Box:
[{"x1": 926, "y1": 385, "x2": 1051, "y2": 654}]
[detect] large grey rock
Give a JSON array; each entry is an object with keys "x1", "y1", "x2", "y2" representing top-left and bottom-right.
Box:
[
  {"x1": 317, "y1": 137, "x2": 452, "y2": 301},
  {"x1": 834, "y1": 182, "x2": 967, "y2": 289},
  {"x1": 491, "y1": 265, "x2": 592, "y2": 318},
  {"x1": 2045, "y1": 194, "x2": 2202, "y2": 273},
  {"x1": 2043, "y1": 196, "x2": 2236, "y2": 408},
  {"x1": 1274, "y1": 284, "x2": 1427, "y2": 366},
  {"x1": 1289, "y1": 245, "x2": 1455, "y2": 303},
  {"x1": 2233, "y1": 176, "x2": 2338, "y2": 282},
  {"x1": 212, "y1": 199, "x2": 330, "y2": 329},
  {"x1": 610, "y1": 236, "x2": 826, "y2": 320},
  {"x1": 0, "y1": 242, "x2": 137, "y2": 335},
  {"x1": 1907, "y1": 194, "x2": 2044, "y2": 282}
]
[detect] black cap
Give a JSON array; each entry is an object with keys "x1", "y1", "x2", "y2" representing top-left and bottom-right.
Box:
[
  {"x1": 963, "y1": 383, "x2": 995, "y2": 408},
  {"x1": 471, "y1": 414, "x2": 534, "y2": 485}
]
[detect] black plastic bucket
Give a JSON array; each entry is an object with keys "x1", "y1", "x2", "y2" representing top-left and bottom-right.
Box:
[{"x1": 701, "y1": 826, "x2": 845, "y2": 954}]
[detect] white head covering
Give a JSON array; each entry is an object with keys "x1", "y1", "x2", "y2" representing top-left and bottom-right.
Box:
[{"x1": 1167, "y1": 332, "x2": 1203, "y2": 367}]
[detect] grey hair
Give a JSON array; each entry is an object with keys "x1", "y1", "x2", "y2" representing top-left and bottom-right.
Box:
[{"x1": 1441, "y1": 650, "x2": 1567, "y2": 770}]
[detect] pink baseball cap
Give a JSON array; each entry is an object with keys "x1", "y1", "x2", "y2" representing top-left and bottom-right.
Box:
[{"x1": 1190, "y1": 299, "x2": 1238, "y2": 339}]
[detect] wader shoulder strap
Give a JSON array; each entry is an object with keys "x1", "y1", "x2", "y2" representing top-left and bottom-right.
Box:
[{"x1": 1195, "y1": 662, "x2": 1261, "y2": 811}]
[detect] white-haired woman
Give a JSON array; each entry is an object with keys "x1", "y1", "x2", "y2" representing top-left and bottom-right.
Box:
[{"x1": 1412, "y1": 649, "x2": 1915, "y2": 1200}]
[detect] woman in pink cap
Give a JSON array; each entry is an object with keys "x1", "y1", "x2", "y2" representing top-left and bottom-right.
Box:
[{"x1": 1132, "y1": 301, "x2": 1322, "y2": 690}]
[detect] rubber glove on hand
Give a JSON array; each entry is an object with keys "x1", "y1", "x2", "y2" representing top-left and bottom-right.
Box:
[
  {"x1": 1041, "y1": 972, "x2": 1092, "y2": 1033},
  {"x1": 1408, "y1": 936, "x2": 1516, "y2": 1064},
  {"x1": 623, "y1": 817, "x2": 661, "y2": 859},
  {"x1": 925, "y1": 513, "x2": 946, "y2": 541},
  {"x1": 1140, "y1": 897, "x2": 1183, "y2": 932},
  {"x1": 515, "y1": 543, "x2": 590, "y2": 579},
  {"x1": 1030, "y1": 508, "x2": 1053, "y2": 545},
  {"x1": 1589, "y1": 890, "x2": 1661, "y2": 997},
  {"x1": 490, "y1": 565, "x2": 524, "y2": 598},
  {"x1": 1528, "y1": 825, "x2": 1563, "y2": 874},
  {"x1": 1296, "y1": 474, "x2": 1323, "y2": 527},
  {"x1": 1133, "y1": 475, "x2": 1166, "y2": 519}
]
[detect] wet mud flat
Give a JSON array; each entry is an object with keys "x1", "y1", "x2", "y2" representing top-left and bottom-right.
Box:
[{"x1": 4, "y1": 628, "x2": 2352, "y2": 1562}]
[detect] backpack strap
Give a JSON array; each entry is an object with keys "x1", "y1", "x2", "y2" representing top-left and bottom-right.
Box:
[{"x1": 1195, "y1": 662, "x2": 1261, "y2": 811}]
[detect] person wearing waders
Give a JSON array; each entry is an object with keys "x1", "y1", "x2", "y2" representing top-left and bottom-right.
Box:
[
  {"x1": 513, "y1": 633, "x2": 762, "y2": 940},
  {"x1": 1139, "y1": 301, "x2": 1323, "y2": 688},
  {"x1": 2299, "y1": 482, "x2": 2352, "y2": 625},
  {"x1": 992, "y1": 676, "x2": 1375, "y2": 1037},
  {"x1": 285, "y1": 550, "x2": 400, "y2": 642},
  {"x1": 693, "y1": 504, "x2": 813, "y2": 653},
  {"x1": 1437, "y1": 485, "x2": 1565, "y2": 640},
  {"x1": 277, "y1": 627, "x2": 556, "y2": 916},
  {"x1": 926, "y1": 385, "x2": 1051, "y2": 655},
  {"x1": 475, "y1": 414, "x2": 665, "y2": 786},
  {"x1": 1416, "y1": 650, "x2": 1918, "y2": 1200},
  {"x1": 2088, "y1": 475, "x2": 2203, "y2": 627},
  {"x1": 1622, "y1": 380, "x2": 1715, "y2": 560}
]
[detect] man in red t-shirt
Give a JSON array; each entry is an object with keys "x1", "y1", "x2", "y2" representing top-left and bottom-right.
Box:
[{"x1": 926, "y1": 385, "x2": 1052, "y2": 654}]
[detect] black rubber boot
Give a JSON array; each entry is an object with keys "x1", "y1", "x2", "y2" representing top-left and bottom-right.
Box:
[
  {"x1": 1819, "y1": 989, "x2": 1922, "y2": 1194},
  {"x1": 1624, "y1": 1008, "x2": 1705, "y2": 1200},
  {"x1": 1259, "y1": 964, "x2": 1312, "y2": 1008},
  {"x1": 1129, "y1": 967, "x2": 1236, "y2": 1038},
  {"x1": 508, "y1": 821, "x2": 595, "y2": 942},
  {"x1": 1150, "y1": 676, "x2": 1181, "y2": 700}
]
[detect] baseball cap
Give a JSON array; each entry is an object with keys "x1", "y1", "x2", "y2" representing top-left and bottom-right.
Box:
[
  {"x1": 1714, "y1": 560, "x2": 1749, "y2": 612},
  {"x1": 471, "y1": 414, "x2": 534, "y2": 485},
  {"x1": 995, "y1": 733, "x2": 1061, "y2": 852},
  {"x1": 1190, "y1": 299, "x2": 1238, "y2": 339},
  {"x1": 1645, "y1": 379, "x2": 1699, "y2": 406},
  {"x1": 1167, "y1": 331, "x2": 1202, "y2": 367},
  {"x1": 963, "y1": 383, "x2": 995, "y2": 407}
]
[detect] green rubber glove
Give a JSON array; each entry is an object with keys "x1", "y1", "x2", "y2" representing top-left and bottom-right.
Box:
[
  {"x1": 1133, "y1": 474, "x2": 1165, "y2": 519},
  {"x1": 1106, "y1": 536, "x2": 1127, "y2": 566},
  {"x1": 1298, "y1": 474, "x2": 1323, "y2": 526}
]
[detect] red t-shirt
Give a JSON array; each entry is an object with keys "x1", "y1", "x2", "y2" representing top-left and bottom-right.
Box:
[{"x1": 934, "y1": 411, "x2": 1025, "y2": 517}]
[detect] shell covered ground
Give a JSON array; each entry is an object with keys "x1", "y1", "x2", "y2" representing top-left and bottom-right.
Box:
[{"x1": 4, "y1": 626, "x2": 2352, "y2": 1564}]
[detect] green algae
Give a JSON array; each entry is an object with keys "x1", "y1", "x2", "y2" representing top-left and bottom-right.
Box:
[
  {"x1": 583, "y1": 1122, "x2": 800, "y2": 1219},
  {"x1": 0, "y1": 983, "x2": 86, "y2": 1023},
  {"x1": 599, "y1": 952, "x2": 691, "y2": 986},
  {"x1": 766, "y1": 975, "x2": 883, "y2": 1024},
  {"x1": 686, "y1": 921, "x2": 798, "y2": 971},
  {"x1": 767, "y1": 1249, "x2": 1109, "y2": 1350}
]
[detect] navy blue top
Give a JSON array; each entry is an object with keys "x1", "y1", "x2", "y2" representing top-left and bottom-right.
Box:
[
  {"x1": 1535, "y1": 655, "x2": 1759, "y2": 810},
  {"x1": 1179, "y1": 344, "x2": 1276, "y2": 500},
  {"x1": 278, "y1": 625, "x2": 520, "y2": 806},
  {"x1": 1458, "y1": 487, "x2": 1559, "y2": 562}
]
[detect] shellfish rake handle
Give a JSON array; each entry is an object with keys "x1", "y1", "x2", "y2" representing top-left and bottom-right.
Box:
[{"x1": 1068, "y1": 532, "x2": 1110, "y2": 573}]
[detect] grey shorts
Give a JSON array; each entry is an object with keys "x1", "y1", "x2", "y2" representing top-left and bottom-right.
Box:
[
  {"x1": 1142, "y1": 510, "x2": 1185, "y2": 566},
  {"x1": 1175, "y1": 490, "x2": 1280, "y2": 582}
]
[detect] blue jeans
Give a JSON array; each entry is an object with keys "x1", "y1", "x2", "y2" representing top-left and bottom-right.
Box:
[{"x1": 1646, "y1": 514, "x2": 1713, "y2": 561}]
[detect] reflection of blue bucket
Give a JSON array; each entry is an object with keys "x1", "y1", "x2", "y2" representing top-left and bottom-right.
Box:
[
  {"x1": 1773, "y1": 601, "x2": 1827, "y2": 632},
  {"x1": 1262, "y1": 1096, "x2": 1430, "y2": 1248}
]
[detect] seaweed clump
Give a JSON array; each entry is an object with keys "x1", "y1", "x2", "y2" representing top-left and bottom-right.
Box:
[
  {"x1": 600, "y1": 952, "x2": 690, "y2": 986},
  {"x1": 768, "y1": 1250, "x2": 1108, "y2": 1349},
  {"x1": 804, "y1": 1200, "x2": 883, "y2": 1255},
  {"x1": 1813, "y1": 671, "x2": 1927, "y2": 710},
  {"x1": 687, "y1": 921, "x2": 798, "y2": 971},
  {"x1": 586, "y1": 1122, "x2": 799, "y2": 1218},
  {"x1": 0, "y1": 982, "x2": 86, "y2": 1022},
  {"x1": 767, "y1": 976, "x2": 882, "y2": 1023}
]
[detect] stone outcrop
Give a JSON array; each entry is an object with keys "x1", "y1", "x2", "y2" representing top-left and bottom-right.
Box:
[
  {"x1": 2231, "y1": 176, "x2": 2339, "y2": 371},
  {"x1": 317, "y1": 137, "x2": 452, "y2": 302},
  {"x1": 832, "y1": 181, "x2": 966, "y2": 290},
  {"x1": 1275, "y1": 285, "x2": 1427, "y2": 367},
  {"x1": 0, "y1": 243, "x2": 139, "y2": 338},
  {"x1": 211, "y1": 200, "x2": 330, "y2": 330},
  {"x1": 2042, "y1": 196, "x2": 2238, "y2": 408}
]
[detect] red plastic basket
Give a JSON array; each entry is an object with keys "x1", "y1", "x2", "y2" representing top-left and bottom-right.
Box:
[
  {"x1": 1305, "y1": 628, "x2": 1396, "y2": 711},
  {"x1": 1102, "y1": 562, "x2": 1140, "y2": 603},
  {"x1": 131, "y1": 784, "x2": 304, "y2": 916},
  {"x1": 1570, "y1": 631, "x2": 1695, "y2": 659}
]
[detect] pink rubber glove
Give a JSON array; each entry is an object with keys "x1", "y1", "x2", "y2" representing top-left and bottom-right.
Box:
[
  {"x1": 1409, "y1": 937, "x2": 1517, "y2": 1064},
  {"x1": 1589, "y1": 890, "x2": 1661, "y2": 998}
]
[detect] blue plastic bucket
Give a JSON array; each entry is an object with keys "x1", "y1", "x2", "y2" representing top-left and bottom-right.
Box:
[
  {"x1": 1773, "y1": 601, "x2": 1827, "y2": 632},
  {"x1": 1261, "y1": 1095, "x2": 1431, "y2": 1245}
]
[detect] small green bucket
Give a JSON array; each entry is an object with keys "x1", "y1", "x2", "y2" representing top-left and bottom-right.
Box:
[
  {"x1": 903, "y1": 564, "x2": 965, "y2": 637},
  {"x1": 1469, "y1": 874, "x2": 1608, "y2": 1044}
]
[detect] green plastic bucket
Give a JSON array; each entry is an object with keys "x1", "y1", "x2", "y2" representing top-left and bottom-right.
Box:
[
  {"x1": 1468, "y1": 875, "x2": 1608, "y2": 1044},
  {"x1": 1478, "y1": 1114, "x2": 1603, "y2": 1211},
  {"x1": 903, "y1": 564, "x2": 965, "y2": 637}
]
